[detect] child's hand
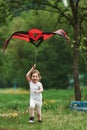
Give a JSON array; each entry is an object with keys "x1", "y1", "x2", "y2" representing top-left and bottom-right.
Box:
[
  {"x1": 31, "y1": 64, "x2": 36, "y2": 71},
  {"x1": 34, "y1": 90, "x2": 39, "y2": 93},
  {"x1": 33, "y1": 64, "x2": 36, "y2": 69}
]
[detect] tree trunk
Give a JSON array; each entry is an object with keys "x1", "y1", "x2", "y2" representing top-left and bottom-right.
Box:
[
  {"x1": 73, "y1": 43, "x2": 81, "y2": 100},
  {"x1": 70, "y1": 0, "x2": 81, "y2": 101},
  {"x1": 73, "y1": 23, "x2": 81, "y2": 101}
]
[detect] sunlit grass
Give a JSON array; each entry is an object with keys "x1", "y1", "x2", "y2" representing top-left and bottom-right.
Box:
[{"x1": 0, "y1": 88, "x2": 29, "y2": 94}]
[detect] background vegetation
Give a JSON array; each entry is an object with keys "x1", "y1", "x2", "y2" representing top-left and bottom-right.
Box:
[{"x1": 0, "y1": 0, "x2": 87, "y2": 95}]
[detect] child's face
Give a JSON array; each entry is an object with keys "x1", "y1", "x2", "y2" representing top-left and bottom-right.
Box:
[{"x1": 31, "y1": 72, "x2": 39, "y2": 83}]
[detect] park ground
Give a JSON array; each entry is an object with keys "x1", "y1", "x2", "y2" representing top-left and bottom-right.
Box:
[{"x1": 0, "y1": 87, "x2": 87, "y2": 130}]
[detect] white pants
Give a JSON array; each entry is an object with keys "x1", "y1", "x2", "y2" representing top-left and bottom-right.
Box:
[{"x1": 30, "y1": 98, "x2": 42, "y2": 115}]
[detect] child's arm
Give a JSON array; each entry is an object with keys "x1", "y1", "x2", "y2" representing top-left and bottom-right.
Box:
[
  {"x1": 26, "y1": 64, "x2": 36, "y2": 82},
  {"x1": 35, "y1": 84, "x2": 43, "y2": 93}
]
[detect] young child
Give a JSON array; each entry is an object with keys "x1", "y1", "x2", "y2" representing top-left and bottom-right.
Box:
[{"x1": 26, "y1": 64, "x2": 43, "y2": 123}]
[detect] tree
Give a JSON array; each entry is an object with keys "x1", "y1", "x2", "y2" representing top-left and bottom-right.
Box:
[{"x1": 68, "y1": 0, "x2": 87, "y2": 100}]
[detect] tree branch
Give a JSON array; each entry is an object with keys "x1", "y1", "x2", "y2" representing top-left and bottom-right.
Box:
[{"x1": 31, "y1": 1, "x2": 73, "y2": 26}]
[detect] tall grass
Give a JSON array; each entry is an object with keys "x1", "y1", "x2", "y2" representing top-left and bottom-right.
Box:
[{"x1": 0, "y1": 88, "x2": 87, "y2": 130}]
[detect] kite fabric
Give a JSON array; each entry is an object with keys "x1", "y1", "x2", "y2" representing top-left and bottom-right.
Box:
[{"x1": 3, "y1": 28, "x2": 69, "y2": 52}]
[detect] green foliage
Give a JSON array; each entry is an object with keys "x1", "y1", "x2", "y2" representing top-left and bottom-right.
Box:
[{"x1": 0, "y1": 0, "x2": 30, "y2": 25}]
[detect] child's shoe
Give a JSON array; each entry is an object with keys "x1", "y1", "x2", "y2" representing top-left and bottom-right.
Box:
[
  {"x1": 28, "y1": 117, "x2": 34, "y2": 123},
  {"x1": 37, "y1": 120, "x2": 42, "y2": 123}
]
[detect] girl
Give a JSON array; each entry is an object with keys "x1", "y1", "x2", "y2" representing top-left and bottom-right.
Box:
[{"x1": 26, "y1": 64, "x2": 43, "y2": 123}]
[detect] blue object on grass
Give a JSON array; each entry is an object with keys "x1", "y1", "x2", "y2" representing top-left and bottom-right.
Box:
[{"x1": 70, "y1": 101, "x2": 87, "y2": 111}]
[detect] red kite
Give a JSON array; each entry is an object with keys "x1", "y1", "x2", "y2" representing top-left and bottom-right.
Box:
[{"x1": 3, "y1": 28, "x2": 69, "y2": 52}]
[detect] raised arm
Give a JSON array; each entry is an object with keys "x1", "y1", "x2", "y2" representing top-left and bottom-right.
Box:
[{"x1": 26, "y1": 64, "x2": 36, "y2": 82}]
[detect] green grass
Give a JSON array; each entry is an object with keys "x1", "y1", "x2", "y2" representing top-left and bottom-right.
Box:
[{"x1": 0, "y1": 88, "x2": 87, "y2": 130}]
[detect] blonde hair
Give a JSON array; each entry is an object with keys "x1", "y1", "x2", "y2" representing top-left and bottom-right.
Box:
[{"x1": 30, "y1": 69, "x2": 41, "y2": 80}]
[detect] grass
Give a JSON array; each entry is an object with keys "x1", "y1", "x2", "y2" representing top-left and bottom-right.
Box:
[{"x1": 0, "y1": 88, "x2": 87, "y2": 130}]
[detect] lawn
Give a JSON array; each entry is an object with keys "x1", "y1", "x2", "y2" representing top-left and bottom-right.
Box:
[{"x1": 0, "y1": 88, "x2": 87, "y2": 130}]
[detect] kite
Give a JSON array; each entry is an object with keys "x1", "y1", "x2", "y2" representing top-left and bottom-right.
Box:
[{"x1": 3, "y1": 28, "x2": 69, "y2": 52}]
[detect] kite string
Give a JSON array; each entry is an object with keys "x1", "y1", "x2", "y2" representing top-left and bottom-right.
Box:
[{"x1": 35, "y1": 47, "x2": 37, "y2": 65}]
